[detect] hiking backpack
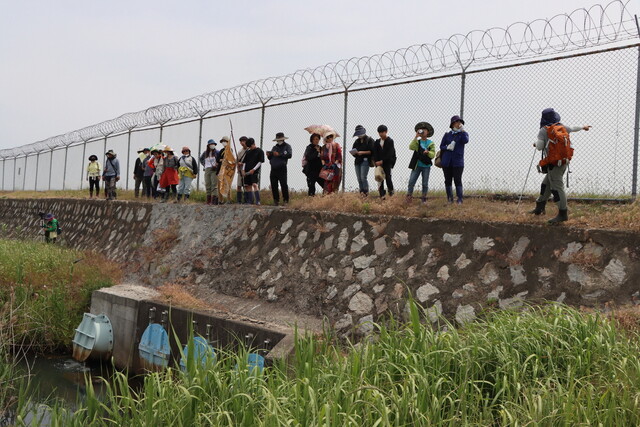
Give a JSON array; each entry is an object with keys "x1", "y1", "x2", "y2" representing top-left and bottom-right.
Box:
[{"x1": 539, "y1": 124, "x2": 573, "y2": 168}]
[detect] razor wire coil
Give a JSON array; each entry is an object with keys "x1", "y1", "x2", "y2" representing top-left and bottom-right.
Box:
[{"x1": 0, "y1": 0, "x2": 637, "y2": 159}]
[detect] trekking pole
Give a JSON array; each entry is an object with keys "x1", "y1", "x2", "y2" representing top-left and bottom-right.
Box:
[{"x1": 518, "y1": 148, "x2": 538, "y2": 209}]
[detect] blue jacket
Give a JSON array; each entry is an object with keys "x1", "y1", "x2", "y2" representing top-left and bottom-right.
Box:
[{"x1": 439, "y1": 130, "x2": 469, "y2": 168}]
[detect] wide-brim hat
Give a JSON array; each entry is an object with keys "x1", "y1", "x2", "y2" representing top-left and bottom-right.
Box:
[
  {"x1": 181, "y1": 146, "x2": 190, "y2": 152},
  {"x1": 88, "y1": 155, "x2": 98, "y2": 161},
  {"x1": 414, "y1": 122, "x2": 434, "y2": 137},
  {"x1": 207, "y1": 139, "x2": 217, "y2": 146},
  {"x1": 136, "y1": 147, "x2": 145, "y2": 153},
  {"x1": 353, "y1": 125, "x2": 366, "y2": 137},
  {"x1": 273, "y1": 132, "x2": 288, "y2": 141},
  {"x1": 449, "y1": 115, "x2": 465, "y2": 128},
  {"x1": 105, "y1": 149, "x2": 116, "y2": 156},
  {"x1": 163, "y1": 146, "x2": 174, "y2": 152},
  {"x1": 220, "y1": 136, "x2": 230, "y2": 143}
]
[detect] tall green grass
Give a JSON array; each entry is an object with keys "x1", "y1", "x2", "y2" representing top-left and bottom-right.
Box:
[
  {"x1": 48, "y1": 304, "x2": 640, "y2": 426},
  {"x1": 0, "y1": 239, "x2": 120, "y2": 352}
]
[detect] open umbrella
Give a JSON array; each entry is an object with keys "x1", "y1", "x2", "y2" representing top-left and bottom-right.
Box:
[
  {"x1": 149, "y1": 143, "x2": 167, "y2": 152},
  {"x1": 304, "y1": 125, "x2": 340, "y2": 138}
]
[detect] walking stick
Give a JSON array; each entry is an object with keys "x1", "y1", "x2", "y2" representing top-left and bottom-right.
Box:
[
  {"x1": 518, "y1": 148, "x2": 538, "y2": 209},
  {"x1": 228, "y1": 119, "x2": 245, "y2": 196}
]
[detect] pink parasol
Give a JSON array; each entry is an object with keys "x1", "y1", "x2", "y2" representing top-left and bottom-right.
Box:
[{"x1": 304, "y1": 125, "x2": 340, "y2": 138}]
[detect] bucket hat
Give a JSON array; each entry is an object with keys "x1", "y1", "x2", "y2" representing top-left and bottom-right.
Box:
[
  {"x1": 105, "y1": 150, "x2": 116, "y2": 156},
  {"x1": 449, "y1": 115, "x2": 465, "y2": 128},
  {"x1": 353, "y1": 125, "x2": 366, "y2": 137},
  {"x1": 273, "y1": 132, "x2": 288, "y2": 141},
  {"x1": 414, "y1": 122, "x2": 434, "y2": 137}
]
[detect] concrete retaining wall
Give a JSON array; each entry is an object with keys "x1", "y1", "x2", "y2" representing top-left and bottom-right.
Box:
[{"x1": 1, "y1": 199, "x2": 639, "y2": 336}]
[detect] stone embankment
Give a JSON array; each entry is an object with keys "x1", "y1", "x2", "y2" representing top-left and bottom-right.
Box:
[{"x1": 1, "y1": 199, "x2": 638, "y2": 335}]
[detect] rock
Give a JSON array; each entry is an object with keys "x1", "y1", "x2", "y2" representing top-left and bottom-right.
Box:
[
  {"x1": 249, "y1": 219, "x2": 258, "y2": 231},
  {"x1": 473, "y1": 237, "x2": 495, "y2": 252},
  {"x1": 375, "y1": 295, "x2": 388, "y2": 313},
  {"x1": 416, "y1": 283, "x2": 440, "y2": 302},
  {"x1": 487, "y1": 286, "x2": 503, "y2": 301},
  {"x1": 373, "y1": 284, "x2": 385, "y2": 293},
  {"x1": 260, "y1": 270, "x2": 271, "y2": 281},
  {"x1": 556, "y1": 292, "x2": 566, "y2": 303},
  {"x1": 507, "y1": 237, "x2": 530, "y2": 263},
  {"x1": 437, "y1": 265, "x2": 450, "y2": 282},
  {"x1": 353, "y1": 255, "x2": 377, "y2": 270},
  {"x1": 353, "y1": 221, "x2": 362, "y2": 232},
  {"x1": 268, "y1": 247, "x2": 279, "y2": 261},
  {"x1": 349, "y1": 292, "x2": 374, "y2": 314},
  {"x1": 343, "y1": 284, "x2": 361, "y2": 299},
  {"x1": 350, "y1": 231, "x2": 368, "y2": 253},
  {"x1": 559, "y1": 242, "x2": 583, "y2": 262},
  {"x1": 297, "y1": 230, "x2": 308, "y2": 246},
  {"x1": 425, "y1": 249, "x2": 439, "y2": 267},
  {"x1": 443, "y1": 233, "x2": 462, "y2": 246},
  {"x1": 383, "y1": 268, "x2": 394, "y2": 278},
  {"x1": 337, "y1": 228, "x2": 349, "y2": 251},
  {"x1": 281, "y1": 234, "x2": 291, "y2": 245},
  {"x1": 266, "y1": 287, "x2": 277, "y2": 302},
  {"x1": 462, "y1": 283, "x2": 476, "y2": 292},
  {"x1": 452, "y1": 289, "x2": 464, "y2": 299},
  {"x1": 479, "y1": 263, "x2": 499, "y2": 285},
  {"x1": 357, "y1": 314, "x2": 375, "y2": 334},
  {"x1": 499, "y1": 291, "x2": 528, "y2": 309},
  {"x1": 510, "y1": 265, "x2": 527, "y2": 286},
  {"x1": 357, "y1": 267, "x2": 377, "y2": 285},
  {"x1": 334, "y1": 314, "x2": 353, "y2": 331},
  {"x1": 426, "y1": 300, "x2": 443, "y2": 323},
  {"x1": 454, "y1": 253, "x2": 472, "y2": 270},
  {"x1": 326, "y1": 285, "x2": 338, "y2": 300},
  {"x1": 396, "y1": 249, "x2": 415, "y2": 264},
  {"x1": 280, "y1": 219, "x2": 293, "y2": 234},
  {"x1": 394, "y1": 231, "x2": 410, "y2": 246},
  {"x1": 603, "y1": 258, "x2": 626, "y2": 285},
  {"x1": 421, "y1": 234, "x2": 432, "y2": 249},
  {"x1": 455, "y1": 304, "x2": 476, "y2": 325},
  {"x1": 299, "y1": 260, "x2": 309, "y2": 279},
  {"x1": 324, "y1": 235, "x2": 334, "y2": 250},
  {"x1": 407, "y1": 265, "x2": 416, "y2": 279},
  {"x1": 344, "y1": 267, "x2": 354, "y2": 281},
  {"x1": 325, "y1": 222, "x2": 337, "y2": 231},
  {"x1": 582, "y1": 290, "x2": 605, "y2": 300},
  {"x1": 392, "y1": 283, "x2": 404, "y2": 299},
  {"x1": 328, "y1": 268, "x2": 337, "y2": 278},
  {"x1": 374, "y1": 237, "x2": 388, "y2": 255}
]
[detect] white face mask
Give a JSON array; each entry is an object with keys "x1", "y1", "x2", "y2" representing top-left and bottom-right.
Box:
[
  {"x1": 276, "y1": 140, "x2": 284, "y2": 145},
  {"x1": 208, "y1": 144, "x2": 216, "y2": 149},
  {"x1": 221, "y1": 141, "x2": 228, "y2": 147}
]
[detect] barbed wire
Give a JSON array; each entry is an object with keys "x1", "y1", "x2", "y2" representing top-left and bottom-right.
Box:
[{"x1": 0, "y1": 0, "x2": 637, "y2": 159}]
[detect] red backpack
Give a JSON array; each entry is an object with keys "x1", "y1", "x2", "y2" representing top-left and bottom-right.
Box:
[{"x1": 539, "y1": 124, "x2": 573, "y2": 167}]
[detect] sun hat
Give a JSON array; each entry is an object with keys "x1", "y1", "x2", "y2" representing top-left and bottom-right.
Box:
[
  {"x1": 353, "y1": 125, "x2": 366, "y2": 137},
  {"x1": 273, "y1": 132, "x2": 288, "y2": 141},
  {"x1": 220, "y1": 136, "x2": 230, "y2": 143},
  {"x1": 105, "y1": 149, "x2": 116, "y2": 156},
  {"x1": 414, "y1": 122, "x2": 434, "y2": 137},
  {"x1": 181, "y1": 146, "x2": 190, "y2": 152},
  {"x1": 88, "y1": 154, "x2": 98, "y2": 161},
  {"x1": 207, "y1": 139, "x2": 217, "y2": 146},
  {"x1": 449, "y1": 115, "x2": 465, "y2": 129}
]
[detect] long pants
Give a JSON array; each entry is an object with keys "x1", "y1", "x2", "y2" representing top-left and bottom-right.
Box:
[
  {"x1": 536, "y1": 163, "x2": 568, "y2": 210},
  {"x1": 442, "y1": 166, "x2": 464, "y2": 188},
  {"x1": 378, "y1": 164, "x2": 394, "y2": 197},
  {"x1": 306, "y1": 172, "x2": 324, "y2": 196},
  {"x1": 270, "y1": 167, "x2": 289, "y2": 203},
  {"x1": 134, "y1": 175, "x2": 143, "y2": 197},
  {"x1": 152, "y1": 176, "x2": 160, "y2": 199},
  {"x1": 143, "y1": 176, "x2": 153, "y2": 198},
  {"x1": 204, "y1": 168, "x2": 219, "y2": 197},
  {"x1": 407, "y1": 166, "x2": 431, "y2": 196},
  {"x1": 177, "y1": 176, "x2": 194, "y2": 195},
  {"x1": 89, "y1": 177, "x2": 100, "y2": 195},
  {"x1": 104, "y1": 176, "x2": 117, "y2": 200},
  {"x1": 355, "y1": 162, "x2": 370, "y2": 194}
]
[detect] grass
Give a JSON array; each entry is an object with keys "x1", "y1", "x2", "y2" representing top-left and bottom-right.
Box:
[
  {"x1": 40, "y1": 303, "x2": 640, "y2": 426},
  {"x1": 1, "y1": 189, "x2": 639, "y2": 232},
  {"x1": 0, "y1": 239, "x2": 122, "y2": 353}
]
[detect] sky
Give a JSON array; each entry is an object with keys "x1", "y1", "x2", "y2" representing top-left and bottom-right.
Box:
[{"x1": 0, "y1": 0, "x2": 635, "y2": 151}]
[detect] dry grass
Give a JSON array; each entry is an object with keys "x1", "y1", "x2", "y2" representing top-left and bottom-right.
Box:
[
  {"x1": 289, "y1": 192, "x2": 640, "y2": 232},
  {"x1": 156, "y1": 282, "x2": 208, "y2": 310},
  {"x1": 2, "y1": 189, "x2": 639, "y2": 231}
]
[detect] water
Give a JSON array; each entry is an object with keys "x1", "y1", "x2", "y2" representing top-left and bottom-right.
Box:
[{"x1": 2, "y1": 354, "x2": 114, "y2": 426}]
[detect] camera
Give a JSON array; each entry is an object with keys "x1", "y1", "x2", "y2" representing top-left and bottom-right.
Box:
[{"x1": 417, "y1": 129, "x2": 424, "y2": 134}]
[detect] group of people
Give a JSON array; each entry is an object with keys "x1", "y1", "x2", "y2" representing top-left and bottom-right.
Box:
[{"x1": 82, "y1": 108, "x2": 589, "y2": 224}]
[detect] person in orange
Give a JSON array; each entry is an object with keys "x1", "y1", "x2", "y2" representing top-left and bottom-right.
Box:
[
  {"x1": 159, "y1": 146, "x2": 179, "y2": 202},
  {"x1": 320, "y1": 133, "x2": 342, "y2": 194}
]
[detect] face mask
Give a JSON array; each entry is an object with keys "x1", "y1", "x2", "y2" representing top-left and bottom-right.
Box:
[
  {"x1": 277, "y1": 140, "x2": 284, "y2": 145},
  {"x1": 208, "y1": 144, "x2": 216, "y2": 149},
  {"x1": 222, "y1": 141, "x2": 228, "y2": 147}
]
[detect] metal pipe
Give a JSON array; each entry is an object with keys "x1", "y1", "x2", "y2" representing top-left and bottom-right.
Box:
[
  {"x1": 13, "y1": 158, "x2": 16, "y2": 191},
  {"x1": 125, "y1": 129, "x2": 132, "y2": 191},
  {"x1": 1, "y1": 158, "x2": 4, "y2": 190},
  {"x1": 62, "y1": 146, "x2": 69, "y2": 190},
  {"x1": 341, "y1": 83, "x2": 353, "y2": 192},
  {"x1": 159, "y1": 124, "x2": 164, "y2": 142},
  {"x1": 196, "y1": 117, "x2": 204, "y2": 191},
  {"x1": 21, "y1": 156, "x2": 26, "y2": 191},
  {"x1": 102, "y1": 136, "x2": 108, "y2": 167},
  {"x1": 258, "y1": 98, "x2": 271, "y2": 188},
  {"x1": 35, "y1": 152, "x2": 40, "y2": 191},
  {"x1": 48, "y1": 149, "x2": 53, "y2": 191},
  {"x1": 79, "y1": 140, "x2": 87, "y2": 191},
  {"x1": 632, "y1": 17, "x2": 640, "y2": 200}
]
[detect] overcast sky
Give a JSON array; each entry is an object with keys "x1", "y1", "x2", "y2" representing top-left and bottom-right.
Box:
[{"x1": 0, "y1": 0, "x2": 634, "y2": 150}]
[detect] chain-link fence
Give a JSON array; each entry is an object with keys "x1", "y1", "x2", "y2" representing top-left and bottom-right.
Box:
[{"x1": 1, "y1": 2, "x2": 639, "y2": 199}]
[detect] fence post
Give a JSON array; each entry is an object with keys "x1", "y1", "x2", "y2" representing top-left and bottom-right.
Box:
[
  {"x1": 79, "y1": 140, "x2": 87, "y2": 191},
  {"x1": 1, "y1": 158, "x2": 4, "y2": 190},
  {"x1": 455, "y1": 52, "x2": 471, "y2": 119},
  {"x1": 258, "y1": 97, "x2": 272, "y2": 189},
  {"x1": 22, "y1": 155, "x2": 27, "y2": 191},
  {"x1": 341, "y1": 83, "x2": 354, "y2": 192},
  {"x1": 13, "y1": 157, "x2": 17, "y2": 191},
  {"x1": 196, "y1": 115, "x2": 206, "y2": 191},
  {"x1": 632, "y1": 40, "x2": 640, "y2": 199},
  {"x1": 62, "y1": 145, "x2": 69, "y2": 190},
  {"x1": 125, "y1": 128, "x2": 135, "y2": 191},
  {"x1": 48, "y1": 148, "x2": 54, "y2": 191},
  {"x1": 35, "y1": 151, "x2": 40, "y2": 191}
]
